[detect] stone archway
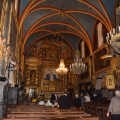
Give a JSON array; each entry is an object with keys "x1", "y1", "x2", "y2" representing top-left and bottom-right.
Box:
[{"x1": 96, "y1": 72, "x2": 107, "y2": 89}]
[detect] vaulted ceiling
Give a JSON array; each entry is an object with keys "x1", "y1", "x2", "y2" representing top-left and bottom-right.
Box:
[{"x1": 19, "y1": 0, "x2": 118, "y2": 55}]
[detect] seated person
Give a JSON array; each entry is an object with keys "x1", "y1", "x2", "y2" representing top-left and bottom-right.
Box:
[
  {"x1": 73, "y1": 94, "x2": 81, "y2": 110},
  {"x1": 93, "y1": 93, "x2": 98, "y2": 102},
  {"x1": 45, "y1": 99, "x2": 52, "y2": 106},
  {"x1": 38, "y1": 98, "x2": 45, "y2": 105},
  {"x1": 84, "y1": 93, "x2": 91, "y2": 102},
  {"x1": 50, "y1": 92, "x2": 55, "y2": 104},
  {"x1": 52, "y1": 100, "x2": 59, "y2": 108},
  {"x1": 58, "y1": 93, "x2": 70, "y2": 109}
]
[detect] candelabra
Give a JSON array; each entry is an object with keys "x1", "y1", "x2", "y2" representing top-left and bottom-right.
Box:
[
  {"x1": 106, "y1": 27, "x2": 120, "y2": 54},
  {"x1": 70, "y1": 50, "x2": 87, "y2": 75}
]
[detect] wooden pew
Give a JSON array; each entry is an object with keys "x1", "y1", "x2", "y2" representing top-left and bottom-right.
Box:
[
  {"x1": 7, "y1": 112, "x2": 91, "y2": 118},
  {"x1": 2, "y1": 116, "x2": 100, "y2": 120},
  {"x1": 4, "y1": 105, "x2": 100, "y2": 120}
]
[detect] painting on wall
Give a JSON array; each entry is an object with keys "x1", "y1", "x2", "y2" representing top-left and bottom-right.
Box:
[
  {"x1": 103, "y1": 75, "x2": 115, "y2": 89},
  {"x1": 44, "y1": 68, "x2": 58, "y2": 81}
]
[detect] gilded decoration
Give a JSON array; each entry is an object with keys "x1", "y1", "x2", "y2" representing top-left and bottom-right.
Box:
[
  {"x1": 0, "y1": 0, "x2": 8, "y2": 35},
  {"x1": 41, "y1": 80, "x2": 61, "y2": 92},
  {"x1": 0, "y1": 29, "x2": 16, "y2": 80},
  {"x1": 0, "y1": 30, "x2": 6, "y2": 64},
  {"x1": 24, "y1": 38, "x2": 74, "y2": 96},
  {"x1": 103, "y1": 75, "x2": 115, "y2": 89},
  {"x1": 26, "y1": 57, "x2": 41, "y2": 66},
  {"x1": 26, "y1": 38, "x2": 73, "y2": 61},
  {"x1": 110, "y1": 57, "x2": 116, "y2": 71},
  {"x1": 25, "y1": 57, "x2": 40, "y2": 87},
  {"x1": 0, "y1": 0, "x2": 4, "y2": 22},
  {"x1": 7, "y1": 2, "x2": 12, "y2": 44},
  {"x1": 43, "y1": 67, "x2": 58, "y2": 80},
  {"x1": 12, "y1": 2, "x2": 18, "y2": 29}
]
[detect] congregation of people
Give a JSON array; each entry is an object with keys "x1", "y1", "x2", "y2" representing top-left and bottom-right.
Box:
[
  {"x1": 25, "y1": 89, "x2": 120, "y2": 120},
  {"x1": 36, "y1": 91, "x2": 97, "y2": 110}
]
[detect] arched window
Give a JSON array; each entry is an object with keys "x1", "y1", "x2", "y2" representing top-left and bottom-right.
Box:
[
  {"x1": 81, "y1": 41, "x2": 85, "y2": 58},
  {"x1": 97, "y1": 22, "x2": 103, "y2": 47},
  {"x1": 15, "y1": 0, "x2": 18, "y2": 14}
]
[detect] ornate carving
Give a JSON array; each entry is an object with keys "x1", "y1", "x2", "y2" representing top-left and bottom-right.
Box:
[
  {"x1": 41, "y1": 80, "x2": 60, "y2": 92},
  {"x1": 7, "y1": 4, "x2": 12, "y2": 44},
  {"x1": 103, "y1": 75, "x2": 115, "y2": 89},
  {"x1": 0, "y1": 0, "x2": 8, "y2": 35},
  {"x1": 0, "y1": 30, "x2": 6, "y2": 64},
  {"x1": 26, "y1": 57, "x2": 41, "y2": 66},
  {"x1": 44, "y1": 67, "x2": 58, "y2": 80},
  {"x1": 49, "y1": 83, "x2": 55, "y2": 91},
  {"x1": 111, "y1": 57, "x2": 116, "y2": 71},
  {"x1": 30, "y1": 69, "x2": 36, "y2": 83}
]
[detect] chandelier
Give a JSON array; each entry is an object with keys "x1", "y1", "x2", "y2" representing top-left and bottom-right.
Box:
[
  {"x1": 56, "y1": 59, "x2": 68, "y2": 76},
  {"x1": 106, "y1": 27, "x2": 120, "y2": 54},
  {"x1": 70, "y1": 50, "x2": 87, "y2": 75},
  {"x1": 106, "y1": 6, "x2": 120, "y2": 54}
]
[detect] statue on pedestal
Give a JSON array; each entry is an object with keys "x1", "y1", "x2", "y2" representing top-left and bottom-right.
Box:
[{"x1": 30, "y1": 69, "x2": 36, "y2": 83}]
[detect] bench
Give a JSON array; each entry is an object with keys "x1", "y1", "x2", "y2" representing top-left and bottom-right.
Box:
[
  {"x1": 4, "y1": 105, "x2": 100, "y2": 120},
  {"x1": 2, "y1": 116, "x2": 100, "y2": 120}
]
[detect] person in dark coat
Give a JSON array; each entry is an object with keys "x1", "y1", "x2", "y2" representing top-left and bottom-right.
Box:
[
  {"x1": 73, "y1": 94, "x2": 81, "y2": 110},
  {"x1": 50, "y1": 92, "x2": 55, "y2": 104},
  {"x1": 79, "y1": 93, "x2": 85, "y2": 105},
  {"x1": 58, "y1": 93, "x2": 70, "y2": 109},
  {"x1": 93, "y1": 93, "x2": 98, "y2": 102}
]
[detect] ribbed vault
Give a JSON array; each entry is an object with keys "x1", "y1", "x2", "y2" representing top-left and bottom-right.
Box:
[{"x1": 19, "y1": 0, "x2": 117, "y2": 55}]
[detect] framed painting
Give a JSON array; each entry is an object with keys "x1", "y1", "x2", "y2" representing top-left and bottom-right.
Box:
[{"x1": 103, "y1": 75, "x2": 115, "y2": 89}]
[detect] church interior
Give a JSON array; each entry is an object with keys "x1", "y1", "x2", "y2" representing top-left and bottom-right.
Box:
[{"x1": 0, "y1": 0, "x2": 120, "y2": 120}]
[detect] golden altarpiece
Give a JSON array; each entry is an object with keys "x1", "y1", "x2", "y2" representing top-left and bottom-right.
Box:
[{"x1": 24, "y1": 39, "x2": 76, "y2": 99}]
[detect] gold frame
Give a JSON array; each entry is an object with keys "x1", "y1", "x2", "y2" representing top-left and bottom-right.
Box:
[{"x1": 103, "y1": 74, "x2": 115, "y2": 89}]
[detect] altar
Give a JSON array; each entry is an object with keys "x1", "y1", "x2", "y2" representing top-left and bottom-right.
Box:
[
  {"x1": 38, "y1": 91, "x2": 64, "y2": 100},
  {"x1": 24, "y1": 39, "x2": 73, "y2": 99},
  {"x1": 41, "y1": 80, "x2": 62, "y2": 92}
]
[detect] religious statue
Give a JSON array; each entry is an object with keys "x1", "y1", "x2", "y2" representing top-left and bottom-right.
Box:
[
  {"x1": 30, "y1": 45, "x2": 37, "y2": 57},
  {"x1": 30, "y1": 69, "x2": 36, "y2": 83}
]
